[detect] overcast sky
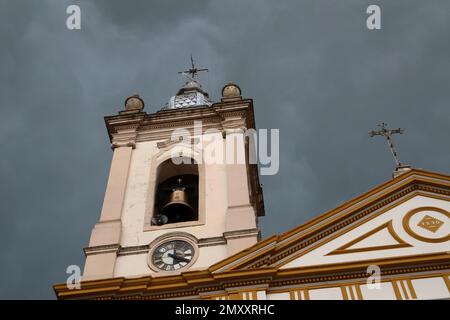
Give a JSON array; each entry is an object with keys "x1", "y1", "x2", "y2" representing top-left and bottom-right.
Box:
[{"x1": 1, "y1": 0, "x2": 449, "y2": 299}]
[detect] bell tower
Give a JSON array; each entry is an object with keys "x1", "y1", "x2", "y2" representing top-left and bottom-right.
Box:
[{"x1": 82, "y1": 74, "x2": 265, "y2": 280}]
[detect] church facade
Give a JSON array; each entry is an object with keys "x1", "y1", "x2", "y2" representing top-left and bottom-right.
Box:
[{"x1": 54, "y1": 75, "x2": 450, "y2": 300}]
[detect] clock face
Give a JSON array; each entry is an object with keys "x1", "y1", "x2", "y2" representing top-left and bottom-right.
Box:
[{"x1": 151, "y1": 240, "x2": 195, "y2": 271}]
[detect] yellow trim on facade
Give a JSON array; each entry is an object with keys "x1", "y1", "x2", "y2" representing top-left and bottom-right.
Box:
[
  {"x1": 391, "y1": 281, "x2": 403, "y2": 300},
  {"x1": 355, "y1": 284, "x2": 363, "y2": 300},
  {"x1": 350, "y1": 286, "x2": 356, "y2": 300},
  {"x1": 54, "y1": 253, "x2": 450, "y2": 299},
  {"x1": 303, "y1": 289, "x2": 310, "y2": 300},
  {"x1": 406, "y1": 279, "x2": 417, "y2": 299},
  {"x1": 290, "y1": 290, "x2": 297, "y2": 300},
  {"x1": 228, "y1": 292, "x2": 242, "y2": 300},
  {"x1": 341, "y1": 286, "x2": 349, "y2": 300},
  {"x1": 340, "y1": 285, "x2": 362, "y2": 300},
  {"x1": 205, "y1": 274, "x2": 446, "y2": 301},
  {"x1": 391, "y1": 279, "x2": 418, "y2": 300},
  {"x1": 399, "y1": 280, "x2": 409, "y2": 299},
  {"x1": 288, "y1": 289, "x2": 309, "y2": 300},
  {"x1": 329, "y1": 220, "x2": 411, "y2": 255},
  {"x1": 443, "y1": 275, "x2": 450, "y2": 293}
]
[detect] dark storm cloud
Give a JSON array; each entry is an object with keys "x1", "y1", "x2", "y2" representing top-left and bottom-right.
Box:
[{"x1": 1, "y1": 0, "x2": 449, "y2": 298}]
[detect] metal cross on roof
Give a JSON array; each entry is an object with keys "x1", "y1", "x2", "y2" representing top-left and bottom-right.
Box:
[
  {"x1": 178, "y1": 55, "x2": 208, "y2": 81},
  {"x1": 369, "y1": 122, "x2": 405, "y2": 168}
]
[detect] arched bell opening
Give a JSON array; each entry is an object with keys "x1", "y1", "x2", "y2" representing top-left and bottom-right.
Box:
[{"x1": 152, "y1": 158, "x2": 199, "y2": 226}]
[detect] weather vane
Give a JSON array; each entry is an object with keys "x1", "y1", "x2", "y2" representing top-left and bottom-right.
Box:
[
  {"x1": 369, "y1": 122, "x2": 405, "y2": 168},
  {"x1": 178, "y1": 55, "x2": 208, "y2": 82}
]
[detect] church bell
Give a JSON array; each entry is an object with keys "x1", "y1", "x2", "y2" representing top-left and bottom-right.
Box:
[{"x1": 160, "y1": 179, "x2": 195, "y2": 223}]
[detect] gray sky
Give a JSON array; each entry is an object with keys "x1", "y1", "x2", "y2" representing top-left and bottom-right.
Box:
[{"x1": 1, "y1": 0, "x2": 449, "y2": 299}]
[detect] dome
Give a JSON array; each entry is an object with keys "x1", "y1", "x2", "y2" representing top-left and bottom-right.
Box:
[{"x1": 161, "y1": 80, "x2": 212, "y2": 110}]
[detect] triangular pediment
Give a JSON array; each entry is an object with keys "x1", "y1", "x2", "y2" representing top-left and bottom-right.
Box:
[
  {"x1": 280, "y1": 197, "x2": 450, "y2": 269},
  {"x1": 209, "y1": 169, "x2": 450, "y2": 273}
]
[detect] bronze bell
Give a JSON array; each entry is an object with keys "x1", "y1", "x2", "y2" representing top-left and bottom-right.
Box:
[{"x1": 161, "y1": 179, "x2": 195, "y2": 223}]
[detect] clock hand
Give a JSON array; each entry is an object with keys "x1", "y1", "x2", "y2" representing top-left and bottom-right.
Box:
[{"x1": 168, "y1": 253, "x2": 190, "y2": 263}]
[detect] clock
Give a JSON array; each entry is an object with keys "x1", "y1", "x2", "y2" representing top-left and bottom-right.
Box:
[{"x1": 150, "y1": 239, "x2": 196, "y2": 272}]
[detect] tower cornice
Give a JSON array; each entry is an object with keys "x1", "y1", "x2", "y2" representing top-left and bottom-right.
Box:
[{"x1": 104, "y1": 98, "x2": 256, "y2": 144}]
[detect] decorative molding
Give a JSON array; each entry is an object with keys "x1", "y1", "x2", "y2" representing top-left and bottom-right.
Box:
[
  {"x1": 198, "y1": 236, "x2": 227, "y2": 247},
  {"x1": 156, "y1": 137, "x2": 200, "y2": 150},
  {"x1": 54, "y1": 252, "x2": 450, "y2": 300},
  {"x1": 327, "y1": 220, "x2": 411, "y2": 255},
  {"x1": 84, "y1": 235, "x2": 230, "y2": 257},
  {"x1": 84, "y1": 244, "x2": 120, "y2": 256},
  {"x1": 104, "y1": 99, "x2": 256, "y2": 145},
  {"x1": 223, "y1": 228, "x2": 260, "y2": 240},
  {"x1": 111, "y1": 141, "x2": 136, "y2": 149},
  {"x1": 117, "y1": 245, "x2": 149, "y2": 256},
  {"x1": 110, "y1": 128, "x2": 138, "y2": 149},
  {"x1": 443, "y1": 275, "x2": 450, "y2": 292}
]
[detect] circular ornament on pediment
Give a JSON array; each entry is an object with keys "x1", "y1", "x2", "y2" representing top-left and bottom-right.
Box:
[{"x1": 402, "y1": 207, "x2": 450, "y2": 243}]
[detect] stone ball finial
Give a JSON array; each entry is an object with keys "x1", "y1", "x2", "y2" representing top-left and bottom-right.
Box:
[
  {"x1": 124, "y1": 94, "x2": 144, "y2": 111},
  {"x1": 221, "y1": 82, "x2": 242, "y2": 101}
]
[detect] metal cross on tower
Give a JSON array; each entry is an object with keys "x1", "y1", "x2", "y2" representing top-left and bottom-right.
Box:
[
  {"x1": 369, "y1": 122, "x2": 405, "y2": 168},
  {"x1": 177, "y1": 55, "x2": 208, "y2": 81}
]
